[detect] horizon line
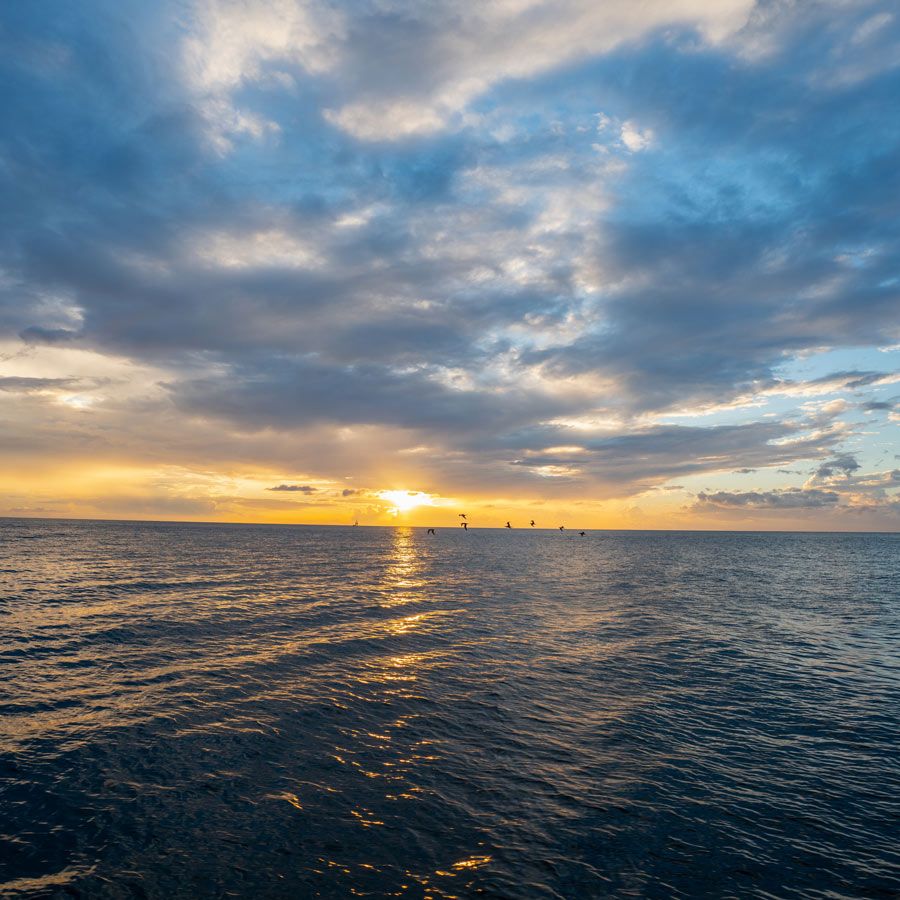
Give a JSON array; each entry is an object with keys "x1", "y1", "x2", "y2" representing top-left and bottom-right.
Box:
[{"x1": 1, "y1": 514, "x2": 896, "y2": 535}]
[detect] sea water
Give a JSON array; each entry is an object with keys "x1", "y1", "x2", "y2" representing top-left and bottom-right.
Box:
[{"x1": 1, "y1": 519, "x2": 898, "y2": 897}]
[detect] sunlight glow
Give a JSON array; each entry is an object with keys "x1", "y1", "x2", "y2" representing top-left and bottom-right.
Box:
[{"x1": 378, "y1": 490, "x2": 434, "y2": 514}]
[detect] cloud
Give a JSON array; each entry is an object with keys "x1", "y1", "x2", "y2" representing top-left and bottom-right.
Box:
[
  {"x1": 267, "y1": 483, "x2": 317, "y2": 493},
  {"x1": 813, "y1": 454, "x2": 861, "y2": 481},
  {"x1": 1, "y1": 0, "x2": 898, "y2": 526},
  {"x1": 861, "y1": 399, "x2": 895, "y2": 411},
  {"x1": 173, "y1": 355, "x2": 570, "y2": 435},
  {"x1": 0, "y1": 376, "x2": 82, "y2": 393},
  {"x1": 696, "y1": 488, "x2": 840, "y2": 509},
  {"x1": 316, "y1": 0, "x2": 758, "y2": 141},
  {"x1": 619, "y1": 120, "x2": 654, "y2": 152},
  {"x1": 693, "y1": 456, "x2": 899, "y2": 520}
]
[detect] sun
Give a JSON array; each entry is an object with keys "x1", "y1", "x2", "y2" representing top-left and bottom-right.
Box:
[{"x1": 378, "y1": 490, "x2": 434, "y2": 515}]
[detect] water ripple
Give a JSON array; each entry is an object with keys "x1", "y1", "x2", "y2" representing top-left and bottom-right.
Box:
[{"x1": 1, "y1": 520, "x2": 898, "y2": 897}]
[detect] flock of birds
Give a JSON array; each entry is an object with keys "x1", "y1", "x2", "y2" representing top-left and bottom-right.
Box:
[{"x1": 424, "y1": 514, "x2": 586, "y2": 536}]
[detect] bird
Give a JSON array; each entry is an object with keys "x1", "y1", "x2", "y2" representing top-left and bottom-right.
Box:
[
  {"x1": 559, "y1": 525, "x2": 565, "y2": 531},
  {"x1": 427, "y1": 528, "x2": 435, "y2": 535},
  {"x1": 458, "y1": 513, "x2": 467, "y2": 520},
  {"x1": 461, "y1": 521, "x2": 468, "y2": 530},
  {"x1": 505, "y1": 521, "x2": 511, "y2": 529},
  {"x1": 579, "y1": 531, "x2": 586, "y2": 536},
  {"x1": 530, "y1": 520, "x2": 535, "y2": 527}
]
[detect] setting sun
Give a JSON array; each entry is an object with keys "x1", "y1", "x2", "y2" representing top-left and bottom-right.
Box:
[{"x1": 378, "y1": 490, "x2": 434, "y2": 514}]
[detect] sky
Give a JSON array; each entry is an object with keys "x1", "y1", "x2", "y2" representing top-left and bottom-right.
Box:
[{"x1": 0, "y1": 0, "x2": 898, "y2": 530}]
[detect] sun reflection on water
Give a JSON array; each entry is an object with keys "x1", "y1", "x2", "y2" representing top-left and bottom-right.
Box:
[{"x1": 377, "y1": 527, "x2": 427, "y2": 607}]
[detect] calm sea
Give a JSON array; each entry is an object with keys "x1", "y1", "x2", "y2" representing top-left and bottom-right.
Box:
[{"x1": 1, "y1": 519, "x2": 898, "y2": 898}]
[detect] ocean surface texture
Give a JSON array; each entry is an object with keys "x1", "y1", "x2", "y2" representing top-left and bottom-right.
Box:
[{"x1": 1, "y1": 520, "x2": 898, "y2": 898}]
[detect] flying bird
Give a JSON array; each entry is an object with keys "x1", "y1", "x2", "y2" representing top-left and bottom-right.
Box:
[
  {"x1": 461, "y1": 521, "x2": 468, "y2": 530},
  {"x1": 530, "y1": 520, "x2": 535, "y2": 527},
  {"x1": 559, "y1": 525, "x2": 565, "y2": 531},
  {"x1": 506, "y1": 521, "x2": 511, "y2": 529},
  {"x1": 458, "y1": 513, "x2": 467, "y2": 519},
  {"x1": 579, "y1": 531, "x2": 586, "y2": 536},
  {"x1": 427, "y1": 528, "x2": 435, "y2": 535}
]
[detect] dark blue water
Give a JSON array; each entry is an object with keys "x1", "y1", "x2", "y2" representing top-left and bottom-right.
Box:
[{"x1": 1, "y1": 520, "x2": 898, "y2": 898}]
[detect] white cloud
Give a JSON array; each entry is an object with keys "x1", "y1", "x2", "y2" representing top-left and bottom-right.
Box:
[
  {"x1": 183, "y1": 0, "x2": 340, "y2": 93},
  {"x1": 620, "y1": 120, "x2": 654, "y2": 152},
  {"x1": 183, "y1": 0, "x2": 342, "y2": 149},
  {"x1": 191, "y1": 228, "x2": 322, "y2": 270},
  {"x1": 323, "y1": 100, "x2": 447, "y2": 141},
  {"x1": 183, "y1": 0, "x2": 756, "y2": 143}
]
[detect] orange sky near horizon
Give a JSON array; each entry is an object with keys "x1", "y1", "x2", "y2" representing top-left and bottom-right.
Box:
[{"x1": 2, "y1": 458, "x2": 893, "y2": 532}]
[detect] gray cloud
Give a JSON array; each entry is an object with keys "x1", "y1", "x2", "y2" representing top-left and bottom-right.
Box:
[
  {"x1": 267, "y1": 484, "x2": 317, "y2": 493},
  {"x1": 814, "y1": 454, "x2": 861, "y2": 480},
  {"x1": 696, "y1": 489, "x2": 840, "y2": 509},
  {"x1": 173, "y1": 355, "x2": 570, "y2": 436},
  {"x1": 19, "y1": 327, "x2": 80, "y2": 345},
  {"x1": 861, "y1": 399, "x2": 895, "y2": 411}
]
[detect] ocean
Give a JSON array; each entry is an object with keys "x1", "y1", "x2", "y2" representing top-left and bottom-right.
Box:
[{"x1": 1, "y1": 519, "x2": 898, "y2": 898}]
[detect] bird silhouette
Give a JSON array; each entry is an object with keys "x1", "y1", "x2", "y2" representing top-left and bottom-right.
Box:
[
  {"x1": 559, "y1": 525, "x2": 564, "y2": 531},
  {"x1": 458, "y1": 513, "x2": 467, "y2": 519},
  {"x1": 461, "y1": 521, "x2": 468, "y2": 530},
  {"x1": 579, "y1": 531, "x2": 586, "y2": 536},
  {"x1": 505, "y1": 521, "x2": 511, "y2": 529},
  {"x1": 530, "y1": 520, "x2": 535, "y2": 527},
  {"x1": 427, "y1": 528, "x2": 435, "y2": 535}
]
